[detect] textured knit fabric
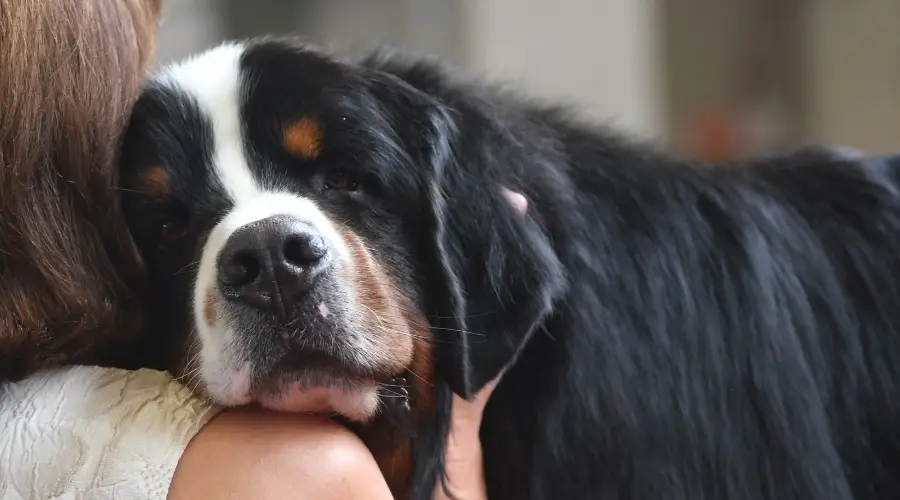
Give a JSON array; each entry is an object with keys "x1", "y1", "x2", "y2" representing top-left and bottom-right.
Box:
[{"x1": 0, "y1": 366, "x2": 221, "y2": 500}]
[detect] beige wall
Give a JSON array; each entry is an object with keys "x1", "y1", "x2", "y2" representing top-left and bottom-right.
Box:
[
  {"x1": 461, "y1": 0, "x2": 666, "y2": 139},
  {"x1": 662, "y1": 0, "x2": 741, "y2": 146},
  {"x1": 153, "y1": 0, "x2": 900, "y2": 154},
  {"x1": 293, "y1": 0, "x2": 667, "y2": 138},
  {"x1": 293, "y1": 0, "x2": 465, "y2": 64},
  {"x1": 154, "y1": 0, "x2": 223, "y2": 65},
  {"x1": 806, "y1": 0, "x2": 900, "y2": 154},
  {"x1": 153, "y1": 0, "x2": 667, "y2": 140},
  {"x1": 663, "y1": 0, "x2": 900, "y2": 155}
]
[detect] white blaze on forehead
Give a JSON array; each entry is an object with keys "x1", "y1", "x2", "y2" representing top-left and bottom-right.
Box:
[
  {"x1": 157, "y1": 42, "x2": 263, "y2": 389},
  {"x1": 158, "y1": 41, "x2": 260, "y2": 203}
]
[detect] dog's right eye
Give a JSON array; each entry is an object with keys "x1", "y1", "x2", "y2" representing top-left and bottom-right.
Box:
[
  {"x1": 324, "y1": 170, "x2": 359, "y2": 191},
  {"x1": 156, "y1": 208, "x2": 189, "y2": 246},
  {"x1": 159, "y1": 220, "x2": 187, "y2": 243},
  {"x1": 157, "y1": 220, "x2": 188, "y2": 247}
]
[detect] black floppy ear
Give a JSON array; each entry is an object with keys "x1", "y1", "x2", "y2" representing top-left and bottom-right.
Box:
[
  {"x1": 421, "y1": 112, "x2": 567, "y2": 399},
  {"x1": 363, "y1": 63, "x2": 567, "y2": 398}
]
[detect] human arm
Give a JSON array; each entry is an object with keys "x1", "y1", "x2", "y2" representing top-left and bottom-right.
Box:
[
  {"x1": 168, "y1": 409, "x2": 393, "y2": 500},
  {"x1": 434, "y1": 379, "x2": 499, "y2": 500},
  {"x1": 170, "y1": 384, "x2": 499, "y2": 500},
  {"x1": 0, "y1": 366, "x2": 393, "y2": 500}
]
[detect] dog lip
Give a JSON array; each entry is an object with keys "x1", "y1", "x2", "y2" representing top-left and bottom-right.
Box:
[
  {"x1": 247, "y1": 372, "x2": 380, "y2": 419},
  {"x1": 276, "y1": 344, "x2": 367, "y2": 375},
  {"x1": 281, "y1": 346, "x2": 343, "y2": 366},
  {"x1": 252, "y1": 356, "x2": 371, "y2": 395}
]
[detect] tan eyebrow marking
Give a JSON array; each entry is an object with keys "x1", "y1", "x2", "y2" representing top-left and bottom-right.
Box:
[
  {"x1": 283, "y1": 117, "x2": 323, "y2": 160},
  {"x1": 136, "y1": 166, "x2": 171, "y2": 197}
]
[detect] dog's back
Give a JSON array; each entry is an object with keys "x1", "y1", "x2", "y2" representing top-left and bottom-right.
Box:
[{"x1": 366, "y1": 53, "x2": 900, "y2": 500}]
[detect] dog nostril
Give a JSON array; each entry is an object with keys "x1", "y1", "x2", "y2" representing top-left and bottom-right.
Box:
[
  {"x1": 284, "y1": 234, "x2": 327, "y2": 266},
  {"x1": 220, "y1": 251, "x2": 261, "y2": 286}
]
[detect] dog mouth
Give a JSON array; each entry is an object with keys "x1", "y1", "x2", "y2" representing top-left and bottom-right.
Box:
[
  {"x1": 236, "y1": 366, "x2": 416, "y2": 441},
  {"x1": 190, "y1": 209, "x2": 420, "y2": 421},
  {"x1": 250, "y1": 372, "x2": 382, "y2": 418},
  {"x1": 221, "y1": 347, "x2": 393, "y2": 421}
]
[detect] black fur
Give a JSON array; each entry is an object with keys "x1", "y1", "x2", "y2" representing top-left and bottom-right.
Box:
[
  {"x1": 123, "y1": 38, "x2": 900, "y2": 500},
  {"x1": 360, "y1": 51, "x2": 900, "y2": 500},
  {"x1": 380, "y1": 375, "x2": 416, "y2": 440}
]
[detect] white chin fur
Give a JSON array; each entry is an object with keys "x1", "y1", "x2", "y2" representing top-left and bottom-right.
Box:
[
  {"x1": 203, "y1": 361, "x2": 381, "y2": 421},
  {"x1": 198, "y1": 342, "x2": 252, "y2": 406},
  {"x1": 195, "y1": 331, "x2": 380, "y2": 421}
]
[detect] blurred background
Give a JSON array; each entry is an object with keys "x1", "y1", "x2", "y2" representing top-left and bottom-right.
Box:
[{"x1": 155, "y1": 0, "x2": 900, "y2": 161}]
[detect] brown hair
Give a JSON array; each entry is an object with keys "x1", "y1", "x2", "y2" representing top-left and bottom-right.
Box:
[{"x1": 0, "y1": 0, "x2": 161, "y2": 379}]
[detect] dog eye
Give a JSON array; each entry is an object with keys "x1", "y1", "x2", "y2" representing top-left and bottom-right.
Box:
[
  {"x1": 324, "y1": 170, "x2": 358, "y2": 191},
  {"x1": 157, "y1": 216, "x2": 188, "y2": 246}
]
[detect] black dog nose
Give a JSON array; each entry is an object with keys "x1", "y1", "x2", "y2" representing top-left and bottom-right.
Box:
[{"x1": 217, "y1": 215, "x2": 329, "y2": 314}]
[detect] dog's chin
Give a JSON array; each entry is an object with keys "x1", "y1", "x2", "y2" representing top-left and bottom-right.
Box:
[
  {"x1": 252, "y1": 381, "x2": 382, "y2": 422},
  {"x1": 196, "y1": 294, "x2": 411, "y2": 423},
  {"x1": 202, "y1": 362, "x2": 384, "y2": 423}
]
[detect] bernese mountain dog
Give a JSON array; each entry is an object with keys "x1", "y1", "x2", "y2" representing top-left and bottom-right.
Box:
[{"x1": 119, "y1": 37, "x2": 900, "y2": 500}]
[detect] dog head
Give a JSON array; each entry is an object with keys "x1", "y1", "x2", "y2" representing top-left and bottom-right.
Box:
[{"x1": 119, "y1": 39, "x2": 566, "y2": 424}]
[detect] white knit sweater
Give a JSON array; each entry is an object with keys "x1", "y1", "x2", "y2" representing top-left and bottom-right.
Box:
[{"x1": 0, "y1": 366, "x2": 220, "y2": 500}]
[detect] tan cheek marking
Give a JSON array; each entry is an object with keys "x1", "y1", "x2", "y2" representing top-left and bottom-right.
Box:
[
  {"x1": 137, "y1": 166, "x2": 171, "y2": 198},
  {"x1": 365, "y1": 312, "x2": 436, "y2": 499},
  {"x1": 335, "y1": 226, "x2": 437, "y2": 499},
  {"x1": 372, "y1": 440, "x2": 414, "y2": 498},
  {"x1": 338, "y1": 227, "x2": 415, "y2": 370},
  {"x1": 283, "y1": 118, "x2": 323, "y2": 160},
  {"x1": 408, "y1": 319, "x2": 436, "y2": 415}
]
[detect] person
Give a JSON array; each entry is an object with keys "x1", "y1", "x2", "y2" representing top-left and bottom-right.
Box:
[{"x1": 0, "y1": 0, "x2": 493, "y2": 498}]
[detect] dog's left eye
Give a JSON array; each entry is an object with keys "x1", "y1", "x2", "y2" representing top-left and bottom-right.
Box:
[{"x1": 324, "y1": 170, "x2": 358, "y2": 191}]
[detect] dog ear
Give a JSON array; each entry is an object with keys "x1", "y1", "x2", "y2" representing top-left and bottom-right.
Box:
[
  {"x1": 364, "y1": 66, "x2": 567, "y2": 398},
  {"x1": 419, "y1": 108, "x2": 567, "y2": 399}
]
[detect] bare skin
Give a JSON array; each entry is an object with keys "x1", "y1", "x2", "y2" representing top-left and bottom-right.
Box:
[
  {"x1": 436, "y1": 380, "x2": 498, "y2": 500},
  {"x1": 168, "y1": 409, "x2": 394, "y2": 499},
  {"x1": 168, "y1": 381, "x2": 498, "y2": 500}
]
